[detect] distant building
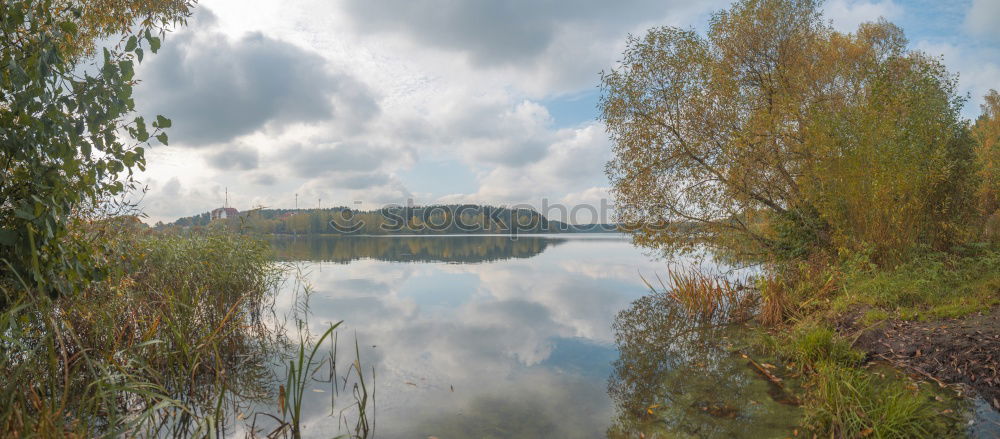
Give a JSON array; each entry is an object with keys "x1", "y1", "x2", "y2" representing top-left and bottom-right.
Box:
[{"x1": 211, "y1": 207, "x2": 239, "y2": 220}]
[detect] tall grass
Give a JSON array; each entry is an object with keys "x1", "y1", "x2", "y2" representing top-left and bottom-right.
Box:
[
  {"x1": 0, "y1": 229, "x2": 283, "y2": 436},
  {"x1": 754, "y1": 323, "x2": 964, "y2": 438},
  {"x1": 757, "y1": 275, "x2": 788, "y2": 326},
  {"x1": 623, "y1": 265, "x2": 969, "y2": 438},
  {"x1": 253, "y1": 321, "x2": 374, "y2": 439},
  {"x1": 285, "y1": 324, "x2": 341, "y2": 435},
  {"x1": 640, "y1": 268, "x2": 757, "y2": 324},
  {"x1": 807, "y1": 363, "x2": 958, "y2": 438},
  {"x1": 0, "y1": 226, "x2": 373, "y2": 438}
]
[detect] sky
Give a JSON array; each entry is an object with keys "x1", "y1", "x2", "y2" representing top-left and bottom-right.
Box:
[{"x1": 132, "y1": 0, "x2": 1000, "y2": 224}]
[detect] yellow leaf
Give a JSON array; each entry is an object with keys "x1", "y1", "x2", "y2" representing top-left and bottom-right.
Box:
[{"x1": 278, "y1": 385, "x2": 285, "y2": 413}]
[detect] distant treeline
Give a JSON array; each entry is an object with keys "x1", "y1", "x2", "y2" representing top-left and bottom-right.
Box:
[{"x1": 160, "y1": 204, "x2": 620, "y2": 235}]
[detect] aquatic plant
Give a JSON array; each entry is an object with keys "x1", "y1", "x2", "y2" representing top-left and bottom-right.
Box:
[{"x1": 640, "y1": 267, "x2": 756, "y2": 324}]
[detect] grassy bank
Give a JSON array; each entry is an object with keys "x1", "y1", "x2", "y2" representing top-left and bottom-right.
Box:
[
  {"x1": 750, "y1": 247, "x2": 1000, "y2": 438},
  {"x1": 641, "y1": 245, "x2": 1000, "y2": 438},
  {"x1": 597, "y1": 0, "x2": 1000, "y2": 434},
  {"x1": 754, "y1": 324, "x2": 964, "y2": 438}
]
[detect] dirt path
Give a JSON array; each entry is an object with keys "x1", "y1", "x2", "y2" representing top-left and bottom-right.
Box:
[{"x1": 840, "y1": 307, "x2": 1000, "y2": 411}]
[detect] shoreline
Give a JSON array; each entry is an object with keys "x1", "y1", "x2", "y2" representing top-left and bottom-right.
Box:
[{"x1": 840, "y1": 306, "x2": 1000, "y2": 412}]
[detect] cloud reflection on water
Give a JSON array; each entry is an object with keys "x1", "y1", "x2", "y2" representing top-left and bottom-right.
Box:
[{"x1": 266, "y1": 235, "x2": 687, "y2": 437}]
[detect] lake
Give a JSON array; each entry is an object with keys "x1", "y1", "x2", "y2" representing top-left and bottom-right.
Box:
[{"x1": 252, "y1": 234, "x2": 805, "y2": 438}]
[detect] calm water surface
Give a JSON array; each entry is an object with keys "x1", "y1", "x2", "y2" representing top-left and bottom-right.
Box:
[{"x1": 259, "y1": 234, "x2": 802, "y2": 438}]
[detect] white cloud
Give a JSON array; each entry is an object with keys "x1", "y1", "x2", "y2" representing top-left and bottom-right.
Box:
[
  {"x1": 966, "y1": 0, "x2": 1000, "y2": 40},
  {"x1": 824, "y1": 0, "x2": 903, "y2": 33},
  {"x1": 558, "y1": 187, "x2": 613, "y2": 224},
  {"x1": 136, "y1": 8, "x2": 376, "y2": 148},
  {"x1": 393, "y1": 93, "x2": 557, "y2": 167},
  {"x1": 135, "y1": 2, "x2": 650, "y2": 222},
  {"x1": 134, "y1": 0, "x2": 999, "y2": 224},
  {"x1": 334, "y1": 0, "x2": 725, "y2": 96},
  {"x1": 435, "y1": 123, "x2": 611, "y2": 213},
  {"x1": 914, "y1": 40, "x2": 1000, "y2": 118},
  {"x1": 138, "y1": 176, "x2": 220, "y2": 223}
]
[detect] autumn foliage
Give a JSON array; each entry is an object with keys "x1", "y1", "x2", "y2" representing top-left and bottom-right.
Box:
[
  {"x1": 974, "y1": 90, "x2": 1000, "y2": 240},
  {"x1": 601, "y1": 0, "x2": 982, "y2": 265}
]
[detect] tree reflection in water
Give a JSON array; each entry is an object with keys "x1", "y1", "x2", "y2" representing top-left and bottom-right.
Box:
[
  {"x1": 268, "y1": 235, "x2": 567, "y2": 264},
  {"x1": 607, "y1": 293, "x2": 802, "y2": 438}
]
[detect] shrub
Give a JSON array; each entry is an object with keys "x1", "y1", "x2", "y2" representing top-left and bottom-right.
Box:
[{"x1": 0, "y1": 0, "x2": 186, "y2": 298}]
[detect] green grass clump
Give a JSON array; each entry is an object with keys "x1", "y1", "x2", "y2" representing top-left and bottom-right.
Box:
[
  {"x1": 806, "y1": 363, "x2": 960, "y2": 438},
  {"x1": 754, "y1": 322, "x2": 963, "y2": 438},
  {"x1": 860, "y1": 308, "x2": 890, "y2": 326},
  {"x1": 758, "y1": 323, "x2": 864, "y2": 371},
  {"x1": 788, "y1": 325, "x2": 864, "y2": 368},
  {"x1": 833, "y1": 248, "x2": 1000, "y2": 321}
]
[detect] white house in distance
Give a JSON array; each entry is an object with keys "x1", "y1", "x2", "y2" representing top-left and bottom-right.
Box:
[{"x1": 211, "y1": 207, "x2": 239, "y2": 220}]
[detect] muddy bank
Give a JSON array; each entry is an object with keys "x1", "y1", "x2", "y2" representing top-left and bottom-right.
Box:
[{"x1": 839, "y1": 307, "x2": 1000, "y2": 411}]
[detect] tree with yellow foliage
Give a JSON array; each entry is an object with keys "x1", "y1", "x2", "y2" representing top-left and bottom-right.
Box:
[
  {"x1": 601, "y1": 0, "x2": 977, "y2": 264},
  {"x1": 974, "y1": 91, "x2": 1000, "y2": 214},
  {"x1": 59, "y1": 0, "x2": 194, "y2": 58},
  {"x1": 974, "y1": 90, "x2": 1000, "y2": 240}
]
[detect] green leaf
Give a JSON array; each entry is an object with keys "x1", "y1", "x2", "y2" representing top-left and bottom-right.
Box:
[
  {"x1": 14, "y1": 207, "x2": 34, "y2": 220},
  {"x1": 118, "y1": 59, "x2": 134, "y2": 80},
  {"x1": 136, "y1": 47, "x2": 144, "y2": 63},
  {"x1": 58, "y1": 21, "x2": 77, "y2": 36},
  {"x1": 156, "y1": 132, "x2": 169, "y2": 145},
  {"x1": 154, "y1": 114, "x2": 171, "y2": 128},
  {"x1": 149, "y1": 36, "x2": 161, "y2": 53},
  {"x1": 135, "y1": 116, "x2": 149, "y2": 142},
  {"x1": 125, "y1": 36, "x2": 137, "y2": 52},
  {"x1": 0, "y1": 229, "x2": 16, "y2": 246}
]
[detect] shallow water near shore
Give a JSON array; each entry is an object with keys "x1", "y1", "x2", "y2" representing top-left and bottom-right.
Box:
[{"x1": 250, "y1": 234, "x2": 808, "y2": 438}]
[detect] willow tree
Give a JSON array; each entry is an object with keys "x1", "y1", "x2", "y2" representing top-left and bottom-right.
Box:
[{"x1": 601, "y1": 0, "x2": 976, "y2": 264}]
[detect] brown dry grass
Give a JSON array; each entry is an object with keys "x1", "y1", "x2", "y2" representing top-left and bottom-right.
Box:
[
  {"x1": 642, "y1": 268, "x2": 756, "y2": 323},
  {"x1": 758, "y1": 276, "x2": 787, "y2": 327}
]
